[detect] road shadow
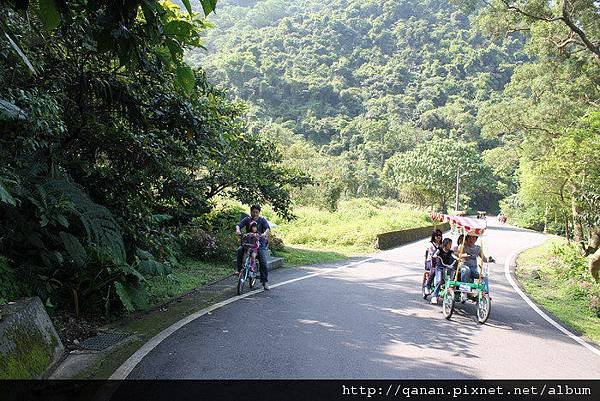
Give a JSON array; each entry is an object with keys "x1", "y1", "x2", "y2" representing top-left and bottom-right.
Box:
[
  {"x1": 127, "y1": 252, "x2": 595, "y2": 380},
  {"x1": 128, "y1": 259, "x2": 478, "y2": 379}
]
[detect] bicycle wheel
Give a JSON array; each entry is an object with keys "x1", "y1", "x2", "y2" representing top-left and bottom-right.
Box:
[
  {"x1": 477, "y1": 293, "x2": 491, "y2": 324},
  {"x1": 248, "y1": 256, "x2": 258, "y2": 289},
  {"x1": 442, "y1": 288, "x2": 455, "y2": 320},
  {"x1": 249, "y1": 266, "x2": 256, "y2": 289},
  {"x1": 237, "y1": 270, "x2": 246, "y2": 295},
  {"x1": 422, "y1": 271, "x2": 430, "y2": 299}
]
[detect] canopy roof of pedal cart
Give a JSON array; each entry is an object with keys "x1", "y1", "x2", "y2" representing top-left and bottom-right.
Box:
[{"x1": 430, "y1": 212, "x2": 486, "y2": 236}]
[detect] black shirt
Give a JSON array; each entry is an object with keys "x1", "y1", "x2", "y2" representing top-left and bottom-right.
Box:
[{"x1": 436, "y1": 248, "x2": 455, "y2": 266}]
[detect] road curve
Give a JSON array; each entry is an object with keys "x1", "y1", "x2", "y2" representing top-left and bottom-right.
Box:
[{"x1": 125, "y1": 218, "x2": 600, "y2": 379}]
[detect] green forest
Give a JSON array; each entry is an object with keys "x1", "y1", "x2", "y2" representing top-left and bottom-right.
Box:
[
  {"x1": 1, "y1": 0, "x2": 599, "y2": 320},
  {"x1": 193, "y1": 0, "x2": 599, "y2": 229}
]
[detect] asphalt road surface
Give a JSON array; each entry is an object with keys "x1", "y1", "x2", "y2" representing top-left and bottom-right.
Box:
[{"x1": 127, "y1": 218, "x2": 600, "y2": 379}]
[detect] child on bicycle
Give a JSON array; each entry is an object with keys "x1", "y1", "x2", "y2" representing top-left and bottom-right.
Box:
[
  {"x1": 241, "y1": 221, "x2": 261, "y2": 273},
  {"x1": 430, "y1": 238, "x2": 457, "y2": 304}
]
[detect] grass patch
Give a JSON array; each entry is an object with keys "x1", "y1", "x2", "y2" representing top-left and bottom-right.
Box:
[
  {"x1": 80, "y1": 290, "x2": 229, "y2": 379},
  {"x1": 145, "y1": 259, "x2": 232, "y2": 306},
  {"x1": 264, "y1": 198, "x2": 430, "y2": 254},
  {"x1": 273, "y1": 246, "x2": 348, "y2": 267},
  {"x1": 516, "y1": 238, "x2": 600, "y2": 344}
]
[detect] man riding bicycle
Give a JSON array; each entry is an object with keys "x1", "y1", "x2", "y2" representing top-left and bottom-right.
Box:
[{"x1": 236, "y1": 204, "x2": 271, "y2": 290}]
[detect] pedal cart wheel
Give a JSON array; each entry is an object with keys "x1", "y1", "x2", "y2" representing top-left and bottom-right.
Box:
[
  {"x1": 477, "y1": 293, "x2": 491, "y2": 324},
  {"x1": 442, "y1": 288, "x2": 455, "y2": 319}
]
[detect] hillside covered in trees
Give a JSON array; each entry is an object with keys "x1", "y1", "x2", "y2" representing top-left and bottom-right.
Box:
[
  {"x1": 189, "y1": 0, "x2": 599, "y2": 250},
  {"x1": 189, "y1": 0, "x2": 527, "y2": 211}
]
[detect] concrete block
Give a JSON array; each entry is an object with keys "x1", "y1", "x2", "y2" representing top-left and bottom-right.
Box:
[
  {"x1": 267, "y1": 256, "x2": 284, "y2": 270},
  {"x1": 233, "y1": 246, "x2": 285, "y2": 272},
  {"x1": 0, "y1": 297, "x2": 64, "y2": 378},
  {"x1": 376, "y1": 223, "x2": 450, "y2": 250}
]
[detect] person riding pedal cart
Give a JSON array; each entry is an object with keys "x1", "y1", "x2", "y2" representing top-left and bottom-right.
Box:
[{"x1": 458, "y1": 235, "x2": 494, "y2": 302}]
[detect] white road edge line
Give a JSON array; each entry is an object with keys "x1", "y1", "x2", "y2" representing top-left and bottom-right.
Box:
[
  {"x1": 109, "y1": 256, "x2": 378, "y2": 379},
  {"x1": 504, "y1": 245, "x2": 600, "y2": 358}
]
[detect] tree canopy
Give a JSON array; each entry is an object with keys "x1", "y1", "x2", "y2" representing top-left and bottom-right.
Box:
[{"x1": 192, "y1": 0, "x2": 599, "y2": 254}]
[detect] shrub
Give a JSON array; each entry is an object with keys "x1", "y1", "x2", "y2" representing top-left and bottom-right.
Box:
[
  {"x1": 194, "y1": 204, "x2": 246, "y2": 261},
  {"x1": 551, "y1": 243, "x2": 588, "y2": 281},
  {"x1": 549, "y1": 242, "x2": 600, "y2": 312},
  {"x1": 180, "y1": 226, "x2": 217, "y2": 260},
  {"x1": 0, "y1": 257, "x2": 23, "y2": 305},
  {"x1": 590, "y1": 295, "x2": 600, "y2": 318},
  {"x1": 210, "y1": 231, "x2": 240, "y2": 262},
  {"x1": 269, "y1": 231, "x2": 285, "y2": 252}
]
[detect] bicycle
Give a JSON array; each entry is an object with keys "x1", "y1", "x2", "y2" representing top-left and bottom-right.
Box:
[{"x1": 237, "y1": 242, "x2": 258, "y2": 295}]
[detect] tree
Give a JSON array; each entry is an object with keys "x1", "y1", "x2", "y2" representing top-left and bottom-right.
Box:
[
  {"x1": 382, "y1": 138, "x2": 494, "y2": 212},
  {"x1": 462, "y1": 0, "x2": 600, "y2": 62},
  {"x1": 191, "y1": 0, "x2": 525, "y2": 208}
]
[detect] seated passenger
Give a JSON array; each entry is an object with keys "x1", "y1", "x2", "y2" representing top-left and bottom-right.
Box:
[
  {"x1": 430, "y1": 238, "x2": 457, "y2": 304},
  {"x1": 452, "y1": 234, "x2": 464, "y2": 254},
  {"x1": 425, "y1": 230, "x2": 442, "y2": 291},
  {"x1": 458, "y1": 235, "x2": 494, "y2": 299}
]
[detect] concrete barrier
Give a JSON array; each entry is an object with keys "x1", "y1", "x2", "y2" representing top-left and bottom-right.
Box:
[
  {"x1": 0, "y1": 297, "x2": 64, "y2": 378},
  {"x1": 376, "y1": 223, "x2": 450, "y2": 250}
]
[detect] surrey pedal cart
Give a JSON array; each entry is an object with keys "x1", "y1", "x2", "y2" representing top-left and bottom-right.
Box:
[{"x1": 430, "y1": 212, "x2": 492, "y2": 324}]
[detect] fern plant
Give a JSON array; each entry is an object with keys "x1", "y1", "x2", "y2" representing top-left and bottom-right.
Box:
[{"x1": 0, "y1": 172, "x2": 150, "y2": 315}]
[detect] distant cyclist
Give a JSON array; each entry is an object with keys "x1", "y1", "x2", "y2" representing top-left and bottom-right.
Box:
[{"x1": 236, "y1": 204, "x2": 271, "y2": 290}]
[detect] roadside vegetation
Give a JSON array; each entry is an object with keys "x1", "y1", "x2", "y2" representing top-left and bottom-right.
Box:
[
  {"x1": 0, "y1": 1, "x2": 308, "y2": 319},
  {"x1": 517, "y1": 238, "x2": 600, "y2": 344},
  {"x1": 145, "y1": 198, "x2": 429, "y2": 305},
  {"x1": 266, "y1": 198, "x2": 431, "y2": 254}
]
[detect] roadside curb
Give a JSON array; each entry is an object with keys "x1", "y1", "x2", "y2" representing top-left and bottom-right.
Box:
[
  {"x1": 53, "y1": 253, "x2": 369, "y2": 379},
  {"x1": 505, "y1": 242, "x2": 600, "y2": 358}
]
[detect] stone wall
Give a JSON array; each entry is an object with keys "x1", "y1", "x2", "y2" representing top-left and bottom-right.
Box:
[
  {"x1": 0, "y1": 297, "x2": 64, "y2": 378},
  {"x1": 376, "y1": 223, "x2": 450, "y2": 250}
]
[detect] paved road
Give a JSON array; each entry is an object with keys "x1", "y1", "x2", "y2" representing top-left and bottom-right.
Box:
[{"x1": 127, "y1": 219, "x2": 600, "y2": 379}]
